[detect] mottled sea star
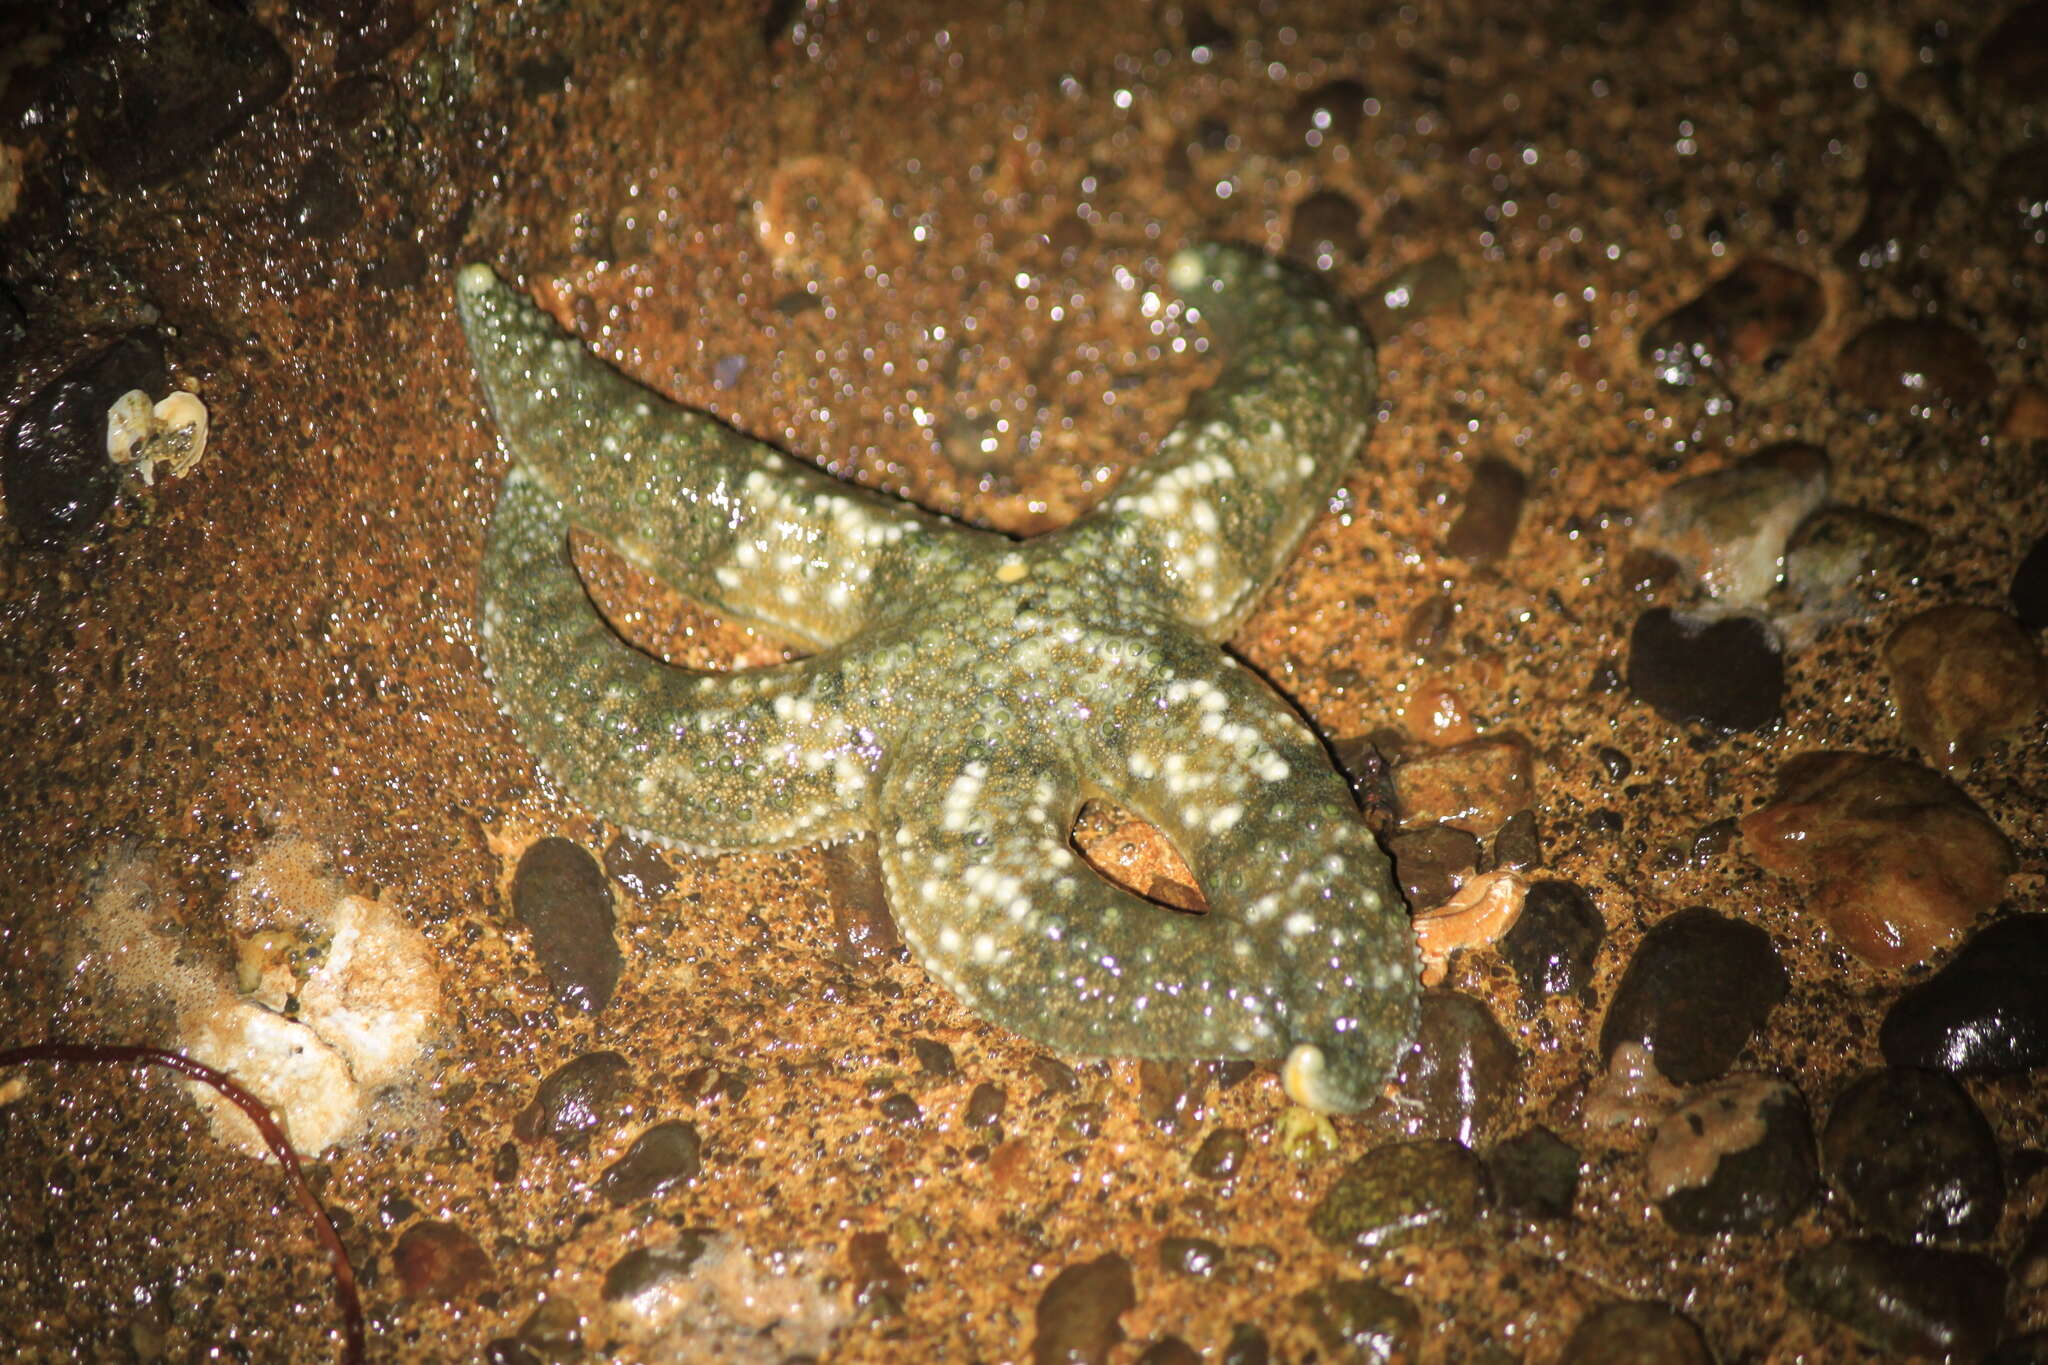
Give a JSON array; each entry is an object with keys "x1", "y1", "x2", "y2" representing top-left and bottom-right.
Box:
[{"x1": 456, "y1": 244, "x2": 1416, "y2": 1113}]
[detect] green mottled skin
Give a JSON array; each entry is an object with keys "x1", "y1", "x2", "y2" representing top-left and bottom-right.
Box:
[{"x1": 456, "y1": 244, "x2": 1416, "y2": 1112}]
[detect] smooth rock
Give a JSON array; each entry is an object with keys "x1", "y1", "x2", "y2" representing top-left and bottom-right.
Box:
[
  {"x1": 1781, "y1": 505, "x2": 1929, "y2": 610},
  {"x1": 1835, "y1": 318, "x2": 1994, "y2": 411},
  {"x1": 4, "y1": 331, "x2": 166, "y2": 548},
  {"x1": 1310, "y1": 1139, "x2": 1488, "y2": 1252},
  {"x1": 1562, "y1": 1303, "x2": 1713, "y2": 1365},
  {"x1": 1743, "y1": 752, "x2": 2015, "y2": 969},
  {"x1": 1884, "y1": 605, "x2": 2045, "y2": 770},
  {"x1": 602, "y1": 1235, "x2": 708, "y2": 1303},
  {"x1": 1641, "y1": 258, "x2": 1822, "y2": 391},
  {"x1": 1498, "y1": 878, "x2": 1603, "y2": 1000},
  {"x1": 1882, "y1": 914, "x2": 2048, "y2": 1073},
  {"x1": 598, "y1": 1120, "x2": 701, "y2": 1208},
  {"x1": 1157, "y1": 1236, "x2": 1223, "y2": 1278},
  {"x1": 1295, "y1": 1278, "x2": 1420, "y2": 1362},
  {"x1": 1031, "y1": 1253, "x2": 1134, "y2": 1365},
  {"x1": 1484, "y1": 808, "x2": 1543, "y2": 872},
  {"x1": 1286, "y1": 190, "x2": 1364, "y2": 270},
  {"x1": 965, "y1": 1082, "x2": 1007, "y2": 1129},
  {"x1": 820, "y1": 837, "x2": 904, "y2": 962},
  {"x1": 1134, "y1": 1338, "x2": 1202, "y2": 1365},
  {"x1": 1598, "y1": 905, "x2": 1786, "y2": 1084},
  {"x1": 1635, "y1": 444, "x2": 1829, "y2": 605},
  {"x1": 1627, "y1": 608, "x2": 1784, "y2": 733},
  {"x1": 1443, "y1": 457, "x2": 1528, "y2": 565},
  {"x1": 1389, "y1": 991, "x2": 1522, "y2": 1146},
  {"x1": 513, "y1": 837, "x2": 623, "y2": 1014},
  {"x1": 516, "y1": 1050, "x2": 635, "y2": 1148},
  {"x1": 1389, "y1": 734, "x2": 1535, "y2": 835},
  {"x1": 1192, "y1": 1126, "x2": 1247, "y2": 1180},
  {"x1": 603, "y1": 833, "x2": 677, "y2": 902},
  {"x1": 1385, "y1": 823, "x2": 1479, "y2": 910},
  {"x1": 1650, "y1": 1075, "x2": 1817, "y2": 1235},
  {"x1": 1361, "y1": 253, "x2": 1470, "y2": 333},
  {"x1": 394, "y1": 1219, "x2": 493, "y2": 1301},
  {"x1": 1787, "y1": 1238, "x2": 2006, "y2": 1361},
  {"x1": 1487, "y1": 1126, "x2": 1580, "y2": 1220},
  {"x1": 1822, "y1": 1068, "x2": 2002, "y2": 1244}
]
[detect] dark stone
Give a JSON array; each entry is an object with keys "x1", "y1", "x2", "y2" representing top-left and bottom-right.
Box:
[
  {"x1": 1134, "y1": 1338, "x2": 1202, "y2": 1365},
  {"x1": 1402, "y1": 593, "x2": 1457, "y2": 658},
  {"x1": 1385, "y1": 824, "x2": 1479, "y2": 910},
  {"x1": 1787, "y1": 1238, "x2": 2006, "y2": 1361},
  {"x1": 1628, "y1": 608, "x2": 1783, "y2": 733},
  {"x1": 819, "y1": 837, "x2": 903, "y2": 962},
  {"x1": 393, "y1": 1220, "x2": 493, "y2": 1301},
  {"x1": 515, "y1": 1050, "x2": 634, "y2": 1147},
  {"x1": 1330, "y1": 734, "x2": 1398, "y2": 827},
  {"x1": 1487, "y1": 1126, "x2": 1580, "y2": 1220},
  {"x1": 1562, "y1": 1303, "x2": 1713, "y2": 1365},
  {"x1": 1836, "y1": 105, "x2": 1953, "y2": 270},
  {"x1": 1835, "y1": 318, "x2": 1995, "y2": 411},
  {"x1": 598, "y1": 1120, "x2": 701, "y2": 1208},
  {"x1": 1157, "y1": 1236, "x2": 1223, "y2": 1278},
  {"x1": 2013, "y1": 534, "x2": 2048, "y2": 630},
  {"x1": 1635, "y1": 443, "x2": 1829, "y2": 605},
  {"x1": 879, "y1": 1092, "x2": 921, "y2": 1125},
  {"x1": 1822, "y1": 1068, "x2": 2004, "y2": 1242},
  {"x1": 1595, "y1": 747, "x2": 1632, "y2": 782},
  {"x1": 1287, "y1": 78, "x2": 1370, "y2": 148},
  {"x1": 288, "y1": 148, "x2": 362, "y2": 238},
  {"x1": 1029, "y1": 1056, "x2": 1080, "y2": 1095},
  {"x1": 964, "y1": 1082, "x2": 1007, "y2": 1129},
  {"x1": 1031, "y1": 1253, "x2": 1134, "y2": 1365},
  {"x1": 1484, "y1": 808, "x2": 1543, "y2": 872},
  {"x1": 361, "y1": 236, "x2": 429, "y2": 291},
  {"x1": 1640, "y1": 258, "x2": 1822, "y2": 391},
  {"x1": 1286, "y1": 190, "x2": 1363, "y2": 269},
  {"x1": 1443, "y1": 457, "x2": 1527, "y2": 564},
  {"x1": 4, "y1": 331, "x2": 166, "y2": 548},
  {"x1": 1390, "y1": 991, "x2": 1522, "y2": 1146},
  {"x1": 1882, "y1": 913, "x2": 2048, "y2": 1074},
  {"x1": 1192, "y1": 1126, "x2": 1247, "y2": 1180},
  {"x1": 513, "y1": 837, "x2": 622, "y2": 1014},
  {"x1": 601, "y1": 1234, "x2": 708, "y2": 1303},
  {"x1": 1654, "y1": 1077, "x2": 1817, "y2": 1236},
  {"x1": 1136, "y1": 1059, "x2": 1206, "y2": 1133},
  {"x1": 1222, "y1": 1324, "x2": 1271, "y2": 1365},
  {"x1": 1310, "y1": 1139, "x2": 1488, "y2": 1252},
  {"x1": 1499, "y1": 879, "x2": 1603, "y2": 1000},
  {"x1": 910, "y1": 1037, "x2": 956, "y2": 1076},
  {"x1": 602, "y1": 833, "x2": 676, "y2": 901},
  {"x1": 848, "y1": 1229, "x2": 908, "y2": 1315},
  {"x1": 1296, "y1": 1278, "x2": 1420, "y2": 1361},
  {"x1": 1598, "y1": 905, "x2": 1787, "y2": 1084}
]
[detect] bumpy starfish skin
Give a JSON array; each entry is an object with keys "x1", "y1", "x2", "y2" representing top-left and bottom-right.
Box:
[{"x1": 456, "y1": 245, "x2": 1417, "y2": 1112}]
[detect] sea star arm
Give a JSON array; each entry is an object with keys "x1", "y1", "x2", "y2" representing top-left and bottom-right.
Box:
[
  {"x1": 1064, "y1": 244, "x2": 1378, "y2": 641},
  {"x1": 455, "y1": 264, "x2": 986, "y2": 652}
]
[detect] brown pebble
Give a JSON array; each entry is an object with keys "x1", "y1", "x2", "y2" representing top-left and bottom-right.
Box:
[
  {"x1": 1884, "y1": 605, "x2": 2044, "y2": 769},
  {"x1": 394, "y1": 1220, "x2": 493, "y2": 1302},
  {"x1": 1390, "y1": 733, "x2": 1535, "y2": 836},
  {"x1": 1443, "y1": 457, "x2": 1528, "y2": 564},
  {"x1": 1285, "y1": 190, "x2": 1363, "y2": 269},
  {"x1": 1031, "y1": 1253, "x2": 1134, "y2": 1365},
  {"x1": 1834, "y1": 318, "x2": 1994, "y2": 411}
]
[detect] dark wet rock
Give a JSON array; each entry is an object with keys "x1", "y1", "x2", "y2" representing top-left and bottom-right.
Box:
[
  {"x1": 394, "y1": 1219, "x2": 493, "y2": 1301},
  {"x1": 1884, "y1": 605, "x2": 2044, "y2": 770},
  {"x1": 598, "y1": 1120, "x2": 701, "y2": 1208},
  {"x1": 1386, "y1": 824, "x2": 1479, "y2": 910},
  {"x1": 879, "y1": 1091, "x2": 921, "y2": 1124},
  {"x1": 1484, "y1": 808, "x2": 1543, "y2": 873},
  {"x1": 819, "y1": 837, "x2": 903, "y2": 963},
  {"x1": 1978, "y1": 2, "x2": 2048, "y2": 106},
  {"x1": 1627, "y1": 608, "x2": 1784, "y2": 733},
  {"x1": 848, "y1": 1229, "x2": 908, "y2": 1314},
  {"x1": 602, "y1": 832, "x2": 676, "y2": 902},
  {"x1": 1390, "y1": 991, "x2": 1522, "y2": 1146},
  {"x1": 1689, "y1": 818, "x2": 1740, "y2": 865},
  {"x1": 965, "y1": 1082, "x2": 1006, "y2": 1129},
  {"x1": 1991, "y1": 145, "x2": 2048, "y2": 248},
  {"x1": 1883, "y1": 914, "x2": 2048, "y2": 1074},
  {"x1": 1635, "y1": 444, "x2": 1829, "y2": 606},
  {"x1": 2007, "y1": 532, "x2": 2039, "y2": 630},
  {"x1": 911, "y1": 1037, "x2": 956, "y2": 1076},
  {"x1": 1599, "y1": 905, "x2": 1786, "y2": 1084},
  {"x1": 1487, "y1": 1126, "x2": 1580, "y2": 1220},
  {"x1": 1837, "y1": 105, "x2": 1953, "y2": 270},
  {"x1": 601, "y1": 1234, "x2": 708, "y2": 1303},
  {"x1": 56, "y1": 0, "x2": 290, "y2": 190},
  {"x1": 513, "y1": 836, "x2": 623, "y2": 1014},
  {"x1": 1443, "y1": 457, "x2": 1527, "y2": 564},
  {"x1": 1031, "y1": 1253, "x2": 1134, "y2": 1365},
  {"x1": 1781, "y1": 505, "x2": 1930, "y2": 609},
  {"x1": 288, "y1": 148, "x2": 362, "y2": 239},
  {"x1": 1595, "y1": 747, "x2": 1632, "y2": 783},
  {"x1": 515, "y1": 1050, "x2": 635, "y2": 1147},
  {"x1": 1743, "y1": 751, "x2": 2015, "y2": 969},
  {"x1": 1286, "y1": 190, "x2": 1364, "y2": 270},
  {"x1": 300, "y1": 0, "x2": 424, "y2": 72},
  {"x1": 1295, "y1": 1277, "x2": 1420, "y2": 1362},
  {"x1": 1389, "y1": 733, "x2": 1534, "y2": 835},
  {"x1": 1310, "y1": 1139, "x2": 1488, "y2": 1252},
  {"x1": 1562, "y1": 1303, "x2": 1713, "y2": 1365},
  {"x1": 1287, "y1": 78, "x2": 1370, "y2": 149},
  {"x1": 1361, "y1": 253, "x2": 1470, "y2": 333},
  {"x1": 1030, "y1": 1056, "x2": 1080, "y2": 1095},
  {"x1": 1400, "y1": 596, "x2": 1454, "y2": 658},
  {"x1": 4, "y1": 330, "x2": 166, "y2": 549},
  {"x1": 1134, "y1": 1338, "x2": 1202, "y2": 1365},
  {"x1": 1787, "y1": 1238, "x2": 2006, "y2": 1361},
  {"x1": 1499, "y1": 879, "x2": 1603, "y2": 1000},
  {"x1": 1137, "y1": 1060, "x2": 1207, "y2": 1133},
  {"x1": 1641, "y1": 258, "x2": 1822, "y2": 391},
  {"x1": 1822, "y1": 1068, "x2": 2001, "y2": 1243},
  {"x1": 1331, "y1": 732, "x2": 1400, "y2": 829},
  {"x1": 1192, "y1": 1126, "x2": 1247, "y2": 1180},
  {"x1": 1157, "y1": 1236, "x2": 1223, "y2": 1278},
  {"x1": 1835, "y1": 318, "x2": 1994, "y2": 411},
  {"x1": 1650, "y1": 1075, "x2": 1817, "y2": 1236},
  {"x1": 1222, "y1": 1324, "x2": 1271, "y2": 1365}
]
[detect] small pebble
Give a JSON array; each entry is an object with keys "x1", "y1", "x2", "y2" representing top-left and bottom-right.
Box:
[
  {"x1": 1285, "y1": 190, "x2": 1364, "y2": 270},
  {"x1": 2010, "y1": 534, "x2": 2048, "y2": 629},
  {"x1": 1442, "y1": 457, "x2": 1527, "y2": 564},
  {"x1": 1787, "y1": 1238, "x2": 2006, "y2": 1360},
  {"x1": 1498, "y1": 878, "x2": 1603, "y2": 1000},
  {"x1": 1389, "y1": 734, "x2": 1534, "y2": 835},
  {"x1": 602, "y1": 1235, "x2": 708, "y2": 1304},
  {"x1": 848, "y1": 1229, "x2": 909, "y2": 1313},
  {"x1": 1134, "y1": 1338, "x2": 1202, "y2": 1365},
  {"x1": 1627, "y1": 608, "x2": 1784, "y2": 733},
  {"x1": 1286, "y1": 78, "x2": 1370, "y2": 148},
  {"x1": 1834, "y1": 318, "x2": 1994, "y2": 411},
  {"x1": 1031, "y1": 1253, "x2": 1134, "y2": 1365},
  {"x1": 1385, "y1": 823, "x2": 1479, "y2": 910},
  {"x1": 1821, "y1": 1067, "x2": 2002, "y2": 1243},
  {"x1": 1484, "y1": 808, "x2": 1543, "y2": 871},
  {"x1": 1562, "y1": 1303, "x2": 1713, "y2": 1365},
  {"x1": 512, "y1": 836, "x2": 623, "y2": 1014},
  {"x1": 1640, "y1": 257, "x2": 1822, "y2": 391},
  {"x1": 1360, "y1": 253, "x2": 1470, "y2": 333},
  {"x1": 1781, "y1": 505, "x2": 1929, "y2": 614},
  {"x1": 1192, "y1": 1126, "x2": 1247, "y2": 1180},
  {"x1": 515, "y1": 1050, "x2": 635, "y2": 1147},
  {"x1": 1882, "y1": 914, "x2": 2048, "y2": 1074},
  {"x1": 1883, "y1": 605, "x2": 2044, "y2": 770},
  {"x1": 1836, "y1": 104, "x2": 1952, "y2": 270},
  {"x1": 1486, "y1": 1126, "x2": 1580, "y2": 1220},
  {"x1": 598, "y1": 1119, "x2": 701, "y2": 1207},
  {"x1": 1598, "y1": 905, "x2": 1786, "y2": 1084},
  {"x1": 1136, "y1": 1059, "x2": 1206, "y2": 1133},
  {"x1": 911, "y1": 1037, "x2": 956, "y2": 1076},
  {"x1": 1309, "y1": 1139, "x2": 1488, "y2": 1252},
  {"x1": 4, "y1": 331, "x2": 166, "y2": 548},
  {"x1": 1389, "y1": 990, "x2": 1522, "y2": 1145},
  {"x1": 603, "y1": 833, "x2": 677, "y2": 901},
  {"x1": 1743, "y1": 751, "x2": 2015, "y2": 969},
  {"x1": 1649, "y1": 1075, "x2": 1817, "y2": 1236},
  {"x1": 1157, "y1": 1236, "x2": 1223, "y2": 1278},
  {"x1": 1222, "y1": 1324, "x2": 1271, "y2": 1365},
  {"x1": 1295, "y1": 1278, "x2": 1420, "y2": 1361},
  {"x1": 1634, "y1": 444, "x2": 1829, "y2": 606},
  {"x1": 1030, "y1": 1056, "x2": 1080, "y2": 1095},
  {"x1": 288, "y1": 147, "x2": 362, "y2": 238},
  {"x1": 964, "y1": 1082, "x2": 1006, "y2": 1129},
  {"x1": 394, "y1": 1219, "x2": 493, "y2": 1302}
]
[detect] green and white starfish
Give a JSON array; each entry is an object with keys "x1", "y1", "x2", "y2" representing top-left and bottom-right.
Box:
[{"x1": 456, "y1": 244, "x2": 1415, "y2": 1113}]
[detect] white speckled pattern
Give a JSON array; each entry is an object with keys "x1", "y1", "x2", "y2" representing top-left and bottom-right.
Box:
[{"x1": 457, "y1": 244, "x2": 1416, "y2": 1112}]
